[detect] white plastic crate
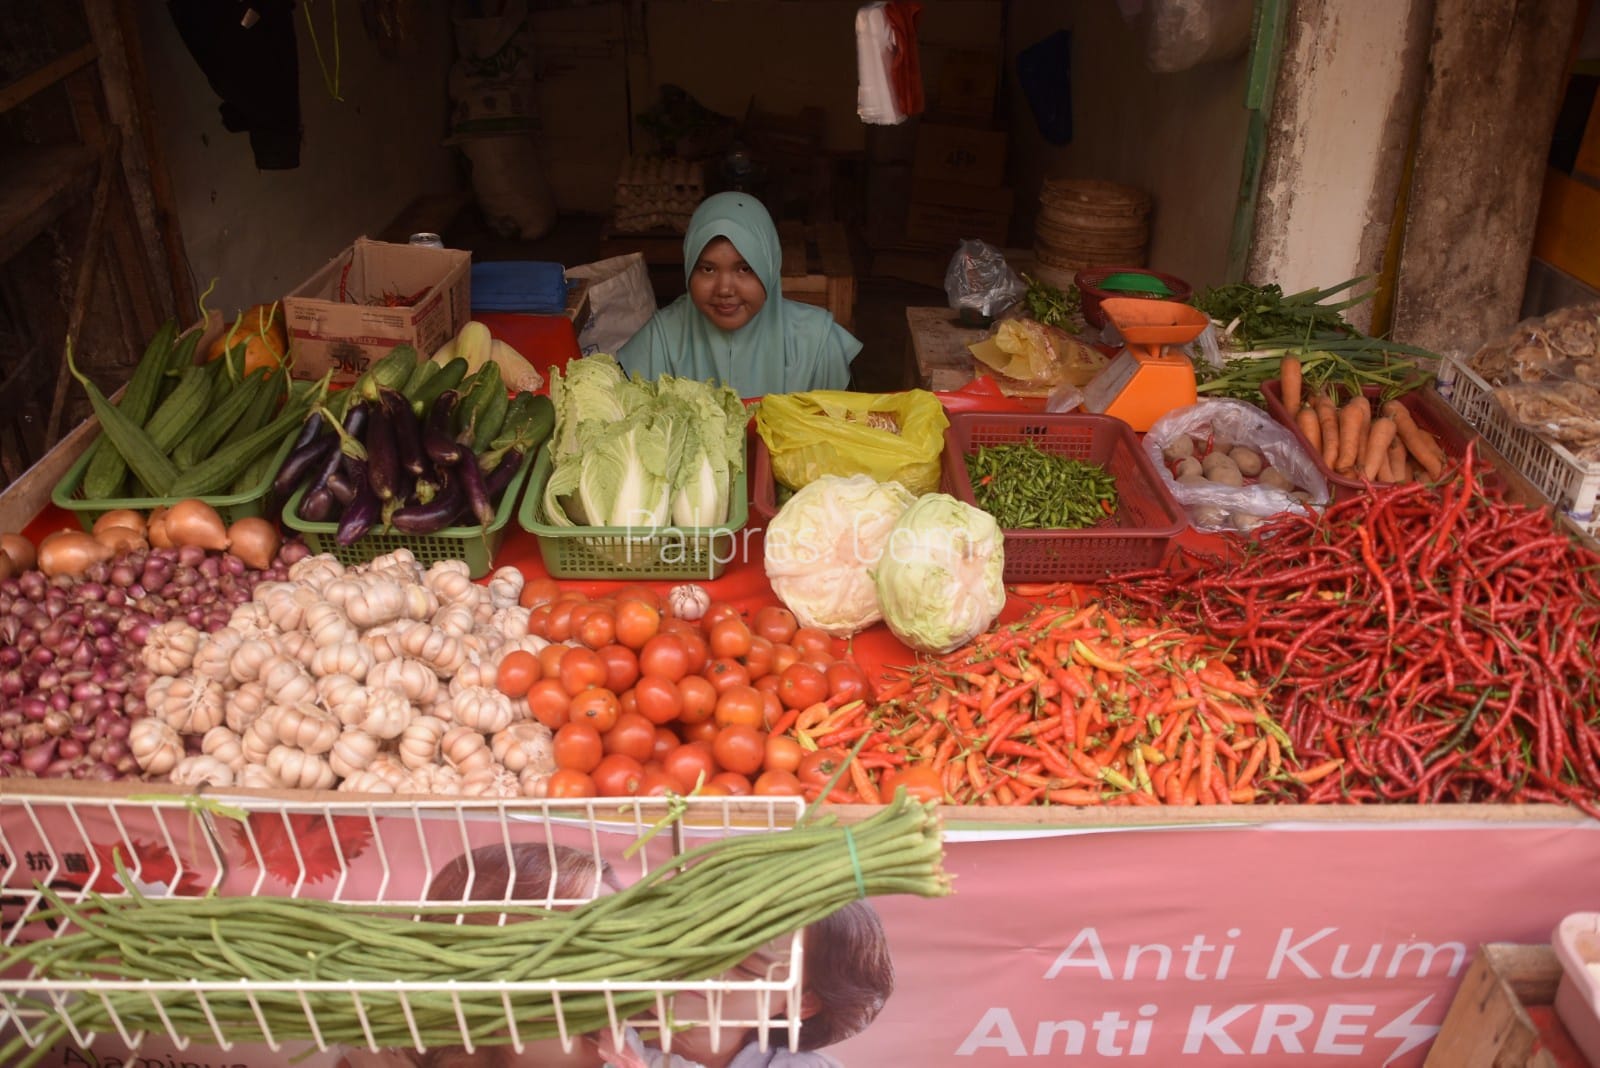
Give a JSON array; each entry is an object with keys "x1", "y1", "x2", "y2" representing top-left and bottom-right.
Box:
[{"x1": 1436, "y1": 354, "x2": 1600, "y2": 532}]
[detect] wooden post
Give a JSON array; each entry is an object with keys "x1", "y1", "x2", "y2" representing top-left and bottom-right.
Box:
[{"x1": 45, "y1": 135, "x2": 118, "y2": 446}]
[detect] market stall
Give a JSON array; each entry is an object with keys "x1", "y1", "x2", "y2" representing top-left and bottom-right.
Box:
[{"x1": 3, "y1": 264, "x2": 1600, "y2": 1068}]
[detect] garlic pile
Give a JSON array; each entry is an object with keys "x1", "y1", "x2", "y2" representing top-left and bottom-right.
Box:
[{"x1": 132, "y1": 549, "x2": 555, "y2": 796}]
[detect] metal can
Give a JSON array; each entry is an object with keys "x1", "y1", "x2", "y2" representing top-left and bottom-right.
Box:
[{"x1": 408, "y1": 232, "x2": 444, "y2": 249}]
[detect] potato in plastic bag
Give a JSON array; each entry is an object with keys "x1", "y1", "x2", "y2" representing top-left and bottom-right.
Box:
[{"x1": 754, "y1": 390, "x2": 949, "y2": 496}]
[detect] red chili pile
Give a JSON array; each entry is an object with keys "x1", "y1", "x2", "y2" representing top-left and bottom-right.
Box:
[
  {"x1": 1104, "y1": 448, "x2": 1600, "y2": 815},
  {"x1": 858, "y1": 602, "x2": 1314, "y2": 806}
]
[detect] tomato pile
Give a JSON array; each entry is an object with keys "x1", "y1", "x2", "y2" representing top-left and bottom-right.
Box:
[{"x1": 504, "y1": 579, "x2": 909, "y2": 802}]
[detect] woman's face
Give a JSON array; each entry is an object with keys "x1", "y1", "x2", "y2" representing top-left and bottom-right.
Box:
[{"x1": 690, "y1": 236, "x2": 766, "y2": 332}]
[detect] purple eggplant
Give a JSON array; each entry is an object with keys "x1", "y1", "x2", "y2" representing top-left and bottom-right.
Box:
[
  {"x1": 381, "y1": 387, "x2": 428, "y2": 478},
  {"x1": 455, "y1": 451, "x2": 495, "y2": 527},
  {"x1": 390, "y1": 477, "x2": 465, "y2": 534},
  {"x1": 297, "y1": 402, "x2": 368, "y2": 512},
  {"x1": 423, "y1": 390, "x2": 465, "y2": 467},
  {"x1": 482, "y1": 448, "x2": 524, "y2": 498},
  {"x1": 273, "y1": 433, "x2": 337, "y2": 499},
  {"x1": 365, "y1": 403, "x2": 401, "y2": 502},
  {"x1": 337, "y1": 474, "x2": 382, "y2": 546}
]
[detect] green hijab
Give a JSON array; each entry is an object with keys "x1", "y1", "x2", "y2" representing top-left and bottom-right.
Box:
[{"x1": 617, "y1": 193, "x2": 861, "y2": 398}]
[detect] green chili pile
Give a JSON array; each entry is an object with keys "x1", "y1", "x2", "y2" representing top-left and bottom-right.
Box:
[
  {"x1": 966, "y1": 440, "x2": 1118, "y2": 529},
  {"x1": 0, "y1": 794, "x2": 949, "y2": 1066}
]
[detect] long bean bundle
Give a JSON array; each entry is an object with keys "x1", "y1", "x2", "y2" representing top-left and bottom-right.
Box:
[{"x1": 0, "y1": 795, "x2": 948, "y2": 1066}]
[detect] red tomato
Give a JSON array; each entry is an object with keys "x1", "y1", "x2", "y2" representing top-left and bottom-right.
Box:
[
  {"x1": 696, "y1": 781, "x2": 734, "y2": 797},
  {"x1": 519, "y1": 578, "x2": 563, "y2": 609},
  {"x1": 576, "y1": 605, "x2": 616, "y2": 650},
  {"x1": 614, "y1": 598, "x2": 662, "y2": 651},
  {"x1": 545, "y1": 768, "x2": 596, "y2": 798},
  {"x1": 659, "y1": 618, "x2": 701, "y2": 640},
  {"x1": 753, "y1": 768, "x2": 804, "y2": 796},
  {"x1": 651, "y1": 727, "x2": 679, "y2": 763},
  {"x1": 591, "y1": 754, "x2": 644, "y2": 797},
  {"x1": 792, "y1": 627, "x2": 834, "y2": 661},
  {"x1": 826, "y1": 660, "x2": 870, "y2": 704},
  {"x1": 595, "y1": 644, "x2": 640, "y2": 693},
  {"x1": 613, "y1": 584, "x2": 664, "y2": 613},
  {"x1": 764, "y1": 733, "x2": 804, "y2": 774},
  {"x1": 545, "y1": 600, "x2": 581, "y2": 643},
  {"x1": 619, "y1": 687, "x2": 639, "y2": 718},
  {"x1": 603, "y1": 711, "x2": 658, "y2": 763},
  {"x1": 751, "y1": 605, "x2": 799, "y2": 646},
  {"x1": 537, "y1": 643, "x2": 568, "y2": 680},
  {"x1": 553, "y1": 721, "x2": 604, "y2": 773},
  {"x1": 710, "y1": 770, "x2": 753, "y2": 796},
  {"x1": 526, "y1": 605, "x2": 553, "y2": 638},
  {"x1": 742, "y1": 635, "x2": 776, "y2": 680},
  {"x1": 558, "y1": 647, "x2": 608, "y2": 697},
  {"x1": 771, "y1": 643, "x2": 800, "y2": 676},
  {"x1": 707, "y1": 617, "x2": 753, "y2": 660},
  {"x1": 676, "y1": 675, "x2": 719, "y2": 725},
  {"x1": 704, "y1": 657, "x2": 751, "y2": 695},
  {"x1": 569, "y1": 688, "x2": 621, "y2": 732},
  {"x1": 760, "y1": 690, "x2": 783, "y2": 729},
  {"x1": 798, "y1": 746, "x2": 850, "y2": 789},
  {"x1": 638, "y1": 634, "x2": 690, "y2": 682},
  {"x1": 678, "y1": 717, "x2": 720, "y2": 746},
  {"x1": 633, "y1": 673, "x2": 685, "y2": 726},
  {"x1": 679, "y1": 631, "x2": 711, "y2": 676},
  {"x1": 495, "y1": 650, "x2": 540, "y2": 699},
  {"x1": 715, "y1": 685, "x2": 766, "y2": 729},
  {"x1": 712, "y1": 725, "x2": 767, "y2": 776},
  {"x1": 661, "y1": 742, "x2": 717, "y2": 792},
  {"x1": 883, "y1": 765, "x2": 945, "y2": 804},
  {"x1": 636, "y1": 767, "x2": 680, "y2": 797},
  {"x1": 754, "y1": 674, "x2": 783, "y2": 699},
  {"x1": 776, "y1": 663, "x2": 829, "y2": 711},
  {"x1": 701, "y1": 601, "x2": 742, "y2": 629},
  {"x1": 526, "y1": 679, "x2": 571, "y2": 731}
]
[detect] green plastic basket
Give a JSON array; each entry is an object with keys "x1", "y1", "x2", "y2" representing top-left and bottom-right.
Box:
[
  {"x1": 51, "y1": 432, "x2": 297, "y2": 531},
  {"x1": 282, "y1": 450, "x2": 534, "y2": 579},
  {"x1": 518, "y1": 444, "x2": 748, "y2": 581}
]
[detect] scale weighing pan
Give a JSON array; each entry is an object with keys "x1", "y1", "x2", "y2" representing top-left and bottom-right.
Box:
[{"x1": 1101, "y1": 298, "x2": 1209, "y2": 347}]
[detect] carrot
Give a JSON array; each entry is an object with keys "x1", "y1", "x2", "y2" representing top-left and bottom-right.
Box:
[
  {"x1": 1382, "y1": 399, "x2": 1446, "y2": 479},
  {"x1": 1313, "y1": 393, "x2": 1340, "y2": 468},
  {"x1": 1334, "y1": 396, "x2": 1368, "y2": 473},
  {"x1": 1280, "y1": 355, "x2": 1303, "y2": 416},
  {"x1": 1387, "y1": 439, "x2": 1411, "y2": 483},
  {"x1": 1295, "y1": 405, "x2": 1322, "y2": 457},
  {"x1": 1360, "y1": 415, "x2": 1398, "y2": 480}
]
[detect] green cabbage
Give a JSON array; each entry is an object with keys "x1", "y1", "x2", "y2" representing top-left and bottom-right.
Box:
[
  {"x1": 764, "y1": 475, "x2": 917, "y2": 637},
  {"x1": 873, "y1": 493, "x2": 1006, "y2": 654}
]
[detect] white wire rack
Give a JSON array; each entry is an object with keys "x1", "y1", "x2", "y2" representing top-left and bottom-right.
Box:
[{"x1": 0, "y1": 787, "x2": 809, "y2": 1062}]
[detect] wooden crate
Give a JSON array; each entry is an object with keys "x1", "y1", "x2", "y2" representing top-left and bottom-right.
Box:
[
  {"x1": 777, "y1": 221, "x2": 856, "y2": 332},
  {"x1": 1425, "y1": 944, "x2": 1590, "y2": 1067}
]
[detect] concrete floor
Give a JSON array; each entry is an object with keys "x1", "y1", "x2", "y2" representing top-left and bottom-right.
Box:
[{"x1": 447, "y1": 211, "x2": 943, "y2": 394}]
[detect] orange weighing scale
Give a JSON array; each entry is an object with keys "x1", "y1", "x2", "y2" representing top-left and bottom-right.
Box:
[{"x1": 1080, "y1": 297, "x2": 1208, "y2": 431}]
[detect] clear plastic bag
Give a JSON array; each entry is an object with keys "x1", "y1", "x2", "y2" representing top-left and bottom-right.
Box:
[
  {"x1": 1143, "y1": 399, "x2": 1330, "y2": 533},
  {"x1": 944, "y1": 240, "x2": 1026, "y2": 320}
]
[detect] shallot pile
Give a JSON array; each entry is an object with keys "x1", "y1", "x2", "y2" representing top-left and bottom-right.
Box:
[{"x1": 0, "y1": 540, "x2": 307, "y2": 780}]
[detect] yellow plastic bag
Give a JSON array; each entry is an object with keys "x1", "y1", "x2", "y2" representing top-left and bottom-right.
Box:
[{"x1": 754, "y1": 390, "x2": 949, "y2": 496}]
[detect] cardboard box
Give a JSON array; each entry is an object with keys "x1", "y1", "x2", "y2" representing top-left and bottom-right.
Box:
[
  {"x1": 905, "y1": 200, "x2": 1012, "y2": 249},
  {"x1": 931, "y1": 49, "x2": 1000, "y2": 121},
  {"x1": 283, "y1": 238, "x2": 471, "y2": 384},
  {"x1": 911, "y1": 177, "x2": 1015, "y2": 215},
  {"x1": 912, "y1": 123, "x2": 1008, "y2": 188}
]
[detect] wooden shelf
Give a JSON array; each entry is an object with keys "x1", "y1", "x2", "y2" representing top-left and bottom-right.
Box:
[{"x1": 0, "y1": 144, "x2": 99, "y2": 263}]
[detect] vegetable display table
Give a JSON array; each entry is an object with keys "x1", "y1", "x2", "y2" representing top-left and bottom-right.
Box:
[
  {"x1": 5, "y1": 367, "x2": 1600, "y2": 1068},
  {"x1": 908, "y1": 305, "x2": 988, "y2": 391}
]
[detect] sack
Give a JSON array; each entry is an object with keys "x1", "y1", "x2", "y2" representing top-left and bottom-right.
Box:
[
  {"x1": 754, "y1": 390, "x2": 950, "y2": 496},
  {"x1": 1143, "y1": 399, "x2": 1330, "y2": 533},
  {"x1": 458, "y1": 135, "x2": 556, "y2": 240},
  {"x1": 565, "y1": 253, "x2": 658, "y2": 356}
]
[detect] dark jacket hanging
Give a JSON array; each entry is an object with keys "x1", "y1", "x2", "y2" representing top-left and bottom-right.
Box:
[{"x1": 168, "y1": 0, "x2": 303, "y2": 170}]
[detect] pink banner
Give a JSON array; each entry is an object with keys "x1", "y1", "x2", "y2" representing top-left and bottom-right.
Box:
[{"x1": 7, "y1": 811, "x2": 1600, "y2": 1066}]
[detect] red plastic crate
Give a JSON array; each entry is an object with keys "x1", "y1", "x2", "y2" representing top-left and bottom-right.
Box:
[
  {"x1": 1260, "y1": 379, "x2": 1473, "y2": 501},
  {"x1": 942, "y1": 412, "x2": 1187, "y2": 582}
]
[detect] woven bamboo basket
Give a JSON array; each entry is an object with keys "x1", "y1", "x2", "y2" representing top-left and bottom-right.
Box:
[{"x1": 1034, "y1": 179, "x2": 1152, "y2": 270}]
